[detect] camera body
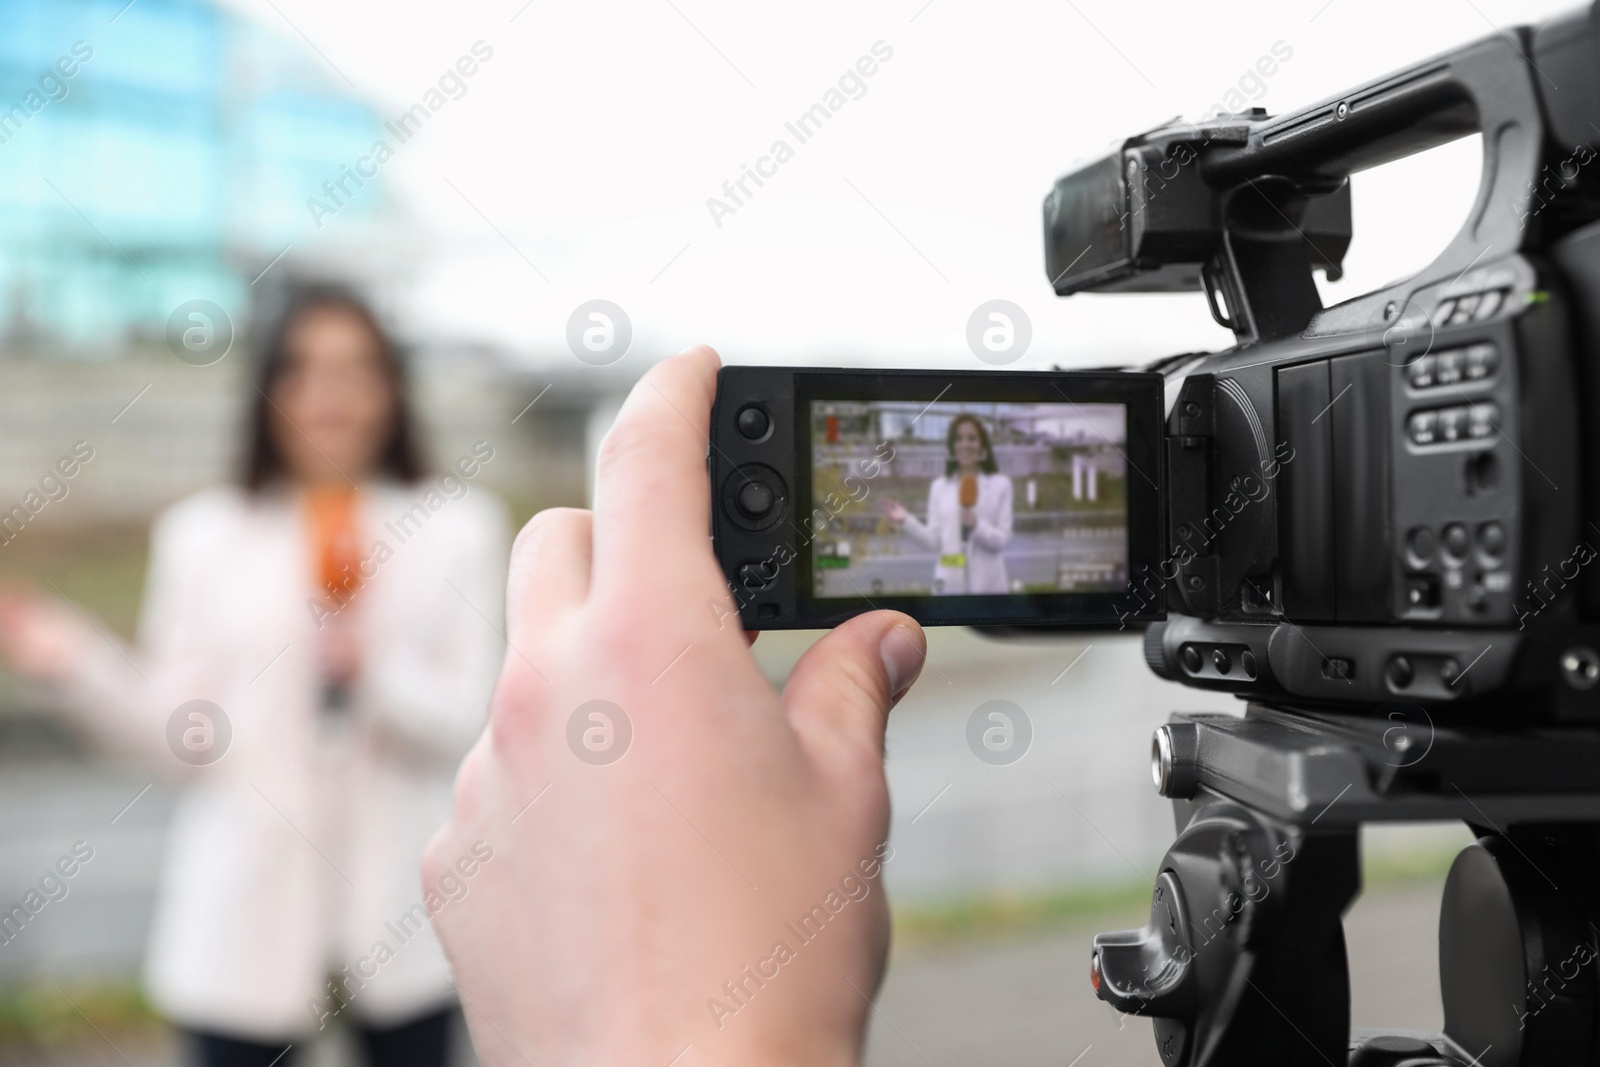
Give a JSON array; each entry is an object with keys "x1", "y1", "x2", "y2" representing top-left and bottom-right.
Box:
[
  {"x1": 1129, "y1": 252, "x2": 1582, "y2": 712},
  {"x1": 708, "y1": 4, "x2": 1600, "y2": 718},
  {"x1": 1039, "y1": 5, "x2": 1600, "y2": 718}
]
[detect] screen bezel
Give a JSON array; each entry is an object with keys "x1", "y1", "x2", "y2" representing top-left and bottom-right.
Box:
[{"x1": 791, "y1": 369, "x2": 1165, "y2": 628}]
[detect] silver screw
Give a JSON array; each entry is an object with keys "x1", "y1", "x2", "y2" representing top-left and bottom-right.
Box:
[{"x1": 1152, "y1": 726, "x2": 1175, "y2": 795}]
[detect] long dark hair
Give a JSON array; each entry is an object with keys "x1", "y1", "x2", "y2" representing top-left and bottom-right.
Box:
[
  {"x1": 944, "y1": 413, "x2": 998, "y2": 476},
  {"x1": 241, "y1": 285, "x2": 424, "y2": 492}
]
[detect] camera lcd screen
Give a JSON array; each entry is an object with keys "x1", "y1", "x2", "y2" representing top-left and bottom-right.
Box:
[
  {"x1": 807, "y1": 400, "x2": 1130, "y2": 599},
  {"x1": 766, "y1": 369, "x2": 1164, "y2": 628}
]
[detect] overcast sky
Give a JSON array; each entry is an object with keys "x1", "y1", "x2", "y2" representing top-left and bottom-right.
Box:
[{"x1": 221, "y1": 0, "x2": 1574, "y2": 370}]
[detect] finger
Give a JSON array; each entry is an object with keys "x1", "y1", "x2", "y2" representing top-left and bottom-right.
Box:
[
  {"x1": 505, "y1": 507, "x2": 593, "y2": 647},
  {"x1": 781, "y1": 610, "x2": 925, "y2": 762},
  {"x1": 590, "y1": 346, "x2": 721, "y2": 595}
]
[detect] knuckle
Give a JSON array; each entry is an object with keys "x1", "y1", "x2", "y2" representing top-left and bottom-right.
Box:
[
  {"x1": 487, "y1": 657, "x2": 553, "y2": 752},
  {"x1": 421, "y1": 825, "x2": 456, "y2": 892},
  {"x1": 447, "y1": 734, "x2": 492, "y2": 825},
  {"x1": 510, "y1": 506, "x2": 581, "y2": 560},
  {"x1": 595, "y1": 419, "x2": 655, "y2": 483}
]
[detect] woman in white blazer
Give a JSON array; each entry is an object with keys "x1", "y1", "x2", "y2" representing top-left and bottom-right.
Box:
[
  {"x1": 883, "y1": 413, "x2": 1014, "y2": 595},
  {"x1": 0, "y1": 287, "x2": 507, "y2": 1067}
]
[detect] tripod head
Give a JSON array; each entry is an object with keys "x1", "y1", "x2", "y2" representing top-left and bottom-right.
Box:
[{"x1": 1094, "y1": 706, "x2": 1600, "y2": 1067}]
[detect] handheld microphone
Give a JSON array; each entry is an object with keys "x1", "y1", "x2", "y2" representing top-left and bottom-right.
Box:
[{"x1": 959, "y1": 475, "x2": 977, "y2": 542}]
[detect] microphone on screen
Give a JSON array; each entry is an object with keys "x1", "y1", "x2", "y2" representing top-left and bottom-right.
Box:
[{"x1": 960, "y1": 475, "x2": 977, "y2": 541}]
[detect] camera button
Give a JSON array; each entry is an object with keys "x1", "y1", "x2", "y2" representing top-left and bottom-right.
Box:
[
  {"x1": 1435, "y1": 350, "x2": 1464, "y2": 385},
  {"x1": 721, "y1": 464, "x2": 788, "y2": 533},
  {"x1": 1442, "y1": 523, "x2": 1470, "y2": 561},
  {"x1": 737, "y1": 561, "x2": 777, "y2": 592},
  {"x1": 1473, "y1": 290, "x2": 1505, "y2": 321},
  {"x1": 1406, "y1": 526, "x2": 1437, "y2": 565},
  {"x1": 1447, "y1": 294, "x2": 1480, "y2": 325},
  {"x1": 735, "y1": 480, "x2": 776, "y2": 518},
  {"x1": 1467, "y1": 402, "x2": 1498, "y2": 438},
  {"x1": 1478, "y1": 521, "x2": 1506, "y2": 561},
  {"x1": 1464, "y1": 343, "x2": 1498, "y2": 379},
  {"x1": 1406, "y1": 356, "x2": 1436, "y2": 389},
  {"x1": 736, "y1": 405, "x2": 771, "y2": 441},
  {"x1": 1408, "y1": 410, "x2": 1438, "y2": 444}
]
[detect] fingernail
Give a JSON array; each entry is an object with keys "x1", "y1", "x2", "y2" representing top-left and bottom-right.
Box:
[{"x1": 879, "y1": 623, "x2": 926, "y2": 703}]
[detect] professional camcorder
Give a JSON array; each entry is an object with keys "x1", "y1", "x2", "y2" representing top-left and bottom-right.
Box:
[
  {"x1": 713, "y1": 3, "x2": 1600, "y2": 720},
  {"x1": 1041, "y1": 2, "x2": 1600, "y2": 721},
  {"x1": 712, "y1": 5, "x2": 1600, "y2": 1065}
]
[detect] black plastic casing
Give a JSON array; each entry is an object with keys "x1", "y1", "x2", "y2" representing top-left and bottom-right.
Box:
[
  {"x1": 709, "y1": 367, "x2": 1166, "y2": 631},
  {"x1": 1037, "y1": 4, "x2": 1600, "y2": 715}
]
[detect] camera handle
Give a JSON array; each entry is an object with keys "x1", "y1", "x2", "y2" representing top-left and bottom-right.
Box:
[
  {"x1": 1093, "y1": 705, "x2": 1600, "y2": 1067},
  {"x1": 1194, "y1": 13, "x2": 1576, "y2": 346}
]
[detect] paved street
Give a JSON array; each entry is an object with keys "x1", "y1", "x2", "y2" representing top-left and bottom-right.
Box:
[{"x1": 865, "y1": 882, "x2": 1450, "y2": 1067}]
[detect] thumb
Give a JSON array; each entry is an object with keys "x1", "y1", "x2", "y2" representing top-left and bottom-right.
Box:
[{"x1": 781, "y1": 610, "x2": 927, "y2": 760}]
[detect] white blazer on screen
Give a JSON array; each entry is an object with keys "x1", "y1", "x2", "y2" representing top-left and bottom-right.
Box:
[{"x1": 896, "y1": 471, "x2": 1014, "y2": 595}]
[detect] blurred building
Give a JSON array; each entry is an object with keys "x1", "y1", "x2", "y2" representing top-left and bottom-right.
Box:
[
  {"x1": 0, "y1": 0, "x2": 392, "y2": 353},
  {"x1": 0, "y1": 0, "x2": 599, "y2": 527}
]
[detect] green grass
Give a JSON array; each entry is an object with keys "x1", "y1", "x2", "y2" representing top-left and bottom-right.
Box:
[
  {"x1": 1363, "y1": 841, "x2": 1467, "y2": 889},
  {"x1": 893, "y1": 882, "x2": 1153, "y2": 951},
  {"x1": 0, "y1": 979, "x2": 161, "y2": 1046}
]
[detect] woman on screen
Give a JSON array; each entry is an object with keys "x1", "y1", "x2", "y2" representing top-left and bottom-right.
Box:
[{"x1": 883, "y1": 413, "x2": 1014, "y2": 595}]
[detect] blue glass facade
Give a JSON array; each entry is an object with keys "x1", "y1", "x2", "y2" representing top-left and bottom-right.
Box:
[{"x1": 0, "y1": 0, "x2": 386, "y2": 351}]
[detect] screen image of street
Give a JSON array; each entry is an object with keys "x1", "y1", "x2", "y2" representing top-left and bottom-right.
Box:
[{"x1": 809, "y1": 399, "x2": 1128, "y2": 598}]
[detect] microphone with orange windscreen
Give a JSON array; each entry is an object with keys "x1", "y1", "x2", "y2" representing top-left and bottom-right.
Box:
[{"x1": 959, "y1": 475, "x2": 977, "y2": 541}]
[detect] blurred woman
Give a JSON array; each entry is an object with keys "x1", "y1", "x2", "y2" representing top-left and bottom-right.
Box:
[
  {"x1": 0, "y1": 286, "x2": 508, "y2": 1067},
  {"x1": 883, "y1": 413, "x2": 1013, "y2": 594}
]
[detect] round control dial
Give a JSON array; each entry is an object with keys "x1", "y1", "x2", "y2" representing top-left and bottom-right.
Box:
[{"x1": 721, "y1": 464, "x2": 788, "y2": 533}]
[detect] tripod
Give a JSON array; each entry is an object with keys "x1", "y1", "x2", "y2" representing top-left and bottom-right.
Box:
[{"x1": 1091, "y1": 705, "x2": 1600, "y2": 1067}]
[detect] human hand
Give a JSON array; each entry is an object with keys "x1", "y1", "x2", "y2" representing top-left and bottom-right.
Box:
[
  {"x1": 425, "y1": 346, "x2": 927, "y2": 1067},
  {"x1": 882, "y1": 499, "x2": 908, "y2": 525},
  {"x1": 0, "y1": 588, "x2": 94, "y2": 683}
]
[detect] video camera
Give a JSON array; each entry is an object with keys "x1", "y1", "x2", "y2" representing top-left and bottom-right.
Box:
[
  {"x1": 712, "y1": 6, "x2": 1600, "y2": 1065},
  {"x1": 712, "y1": 3, "x2": 1600, "y2": 722},
  {"x1": 1041, "y1": 2, "x2": 1600, "y2": 721}
]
